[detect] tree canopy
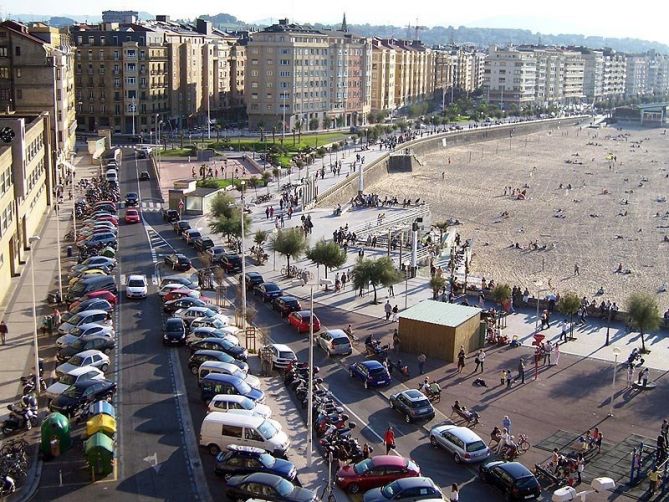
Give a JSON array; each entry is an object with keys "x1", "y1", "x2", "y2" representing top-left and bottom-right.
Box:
[
  {"x1": 269, "y1": 228, "x2": 308, "y2": 273},
  {"x1": 305, "y1": 240, "x2": 347, "y2": 278},
  {"x1": 351, "y1": 256, "x2": 402, "y2": 303},
  {"x1": 626, "y1": 292, "x2": 661, "y2": 353}
]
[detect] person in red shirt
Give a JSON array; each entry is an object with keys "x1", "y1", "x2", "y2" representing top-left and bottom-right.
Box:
[{"x1": 384, "y1": 426, "x2": 396, "y2": 454}]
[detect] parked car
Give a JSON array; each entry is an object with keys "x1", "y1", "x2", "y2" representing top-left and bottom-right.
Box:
[
  {"x1": 389, "y1": 389, "x2": 435, "y2": 423},
  {"x1": 336, "y1": 455, "x2": 421, "y2": 494},
  {"x1": 186, "y1": 326, "x2": 239, "y2": 347},
  {"x1": 126, "y1": 274, "x2": 148, "y2": 299},
  {"x1": 58, "y1": 309, "x2": 112, "y2": 335},
  {"x1": 78, "y1": 232, "x2": 118, "y2": 250},
  {"x1": 215, "y1": 446, "x2": 296, "y2": 481},
  {"x1": 164, "y1": 253, "x2": 192, "y2": 271},
  {"x1": 287, "y1": 311, "x2": 321, "y2": 334},
  {"x1": 160, "y1": 276, "x2": 200, "y2": 290},
  {"x1": 254, "y1": 282, "x2": 283, "y2": 302},
  {"x1": 162, "y1": 209, "x2": 178, "y2": 222},
  {"x1": 173, "y1": 221, "x2": 191, "y2": 234},
  {"x1": 56, "y1": 324, "x2": 114, "y2": 348},
  {"x1": 188, "y1": 350, "x2": 249, "y2": 375},
  {"x1": 125, "y1": 209, "x2": 141, "y2": 224},
  {"x1": 55, "y1": 350, "x2": 111, "y2": 378},
  {"x1": 245, "y1": 272, "x2": 265, "y2": 290},
  {"x1": 349, "y1": 361, "x2": 391, "y2": 389},
  {"x1": 62, "y1": 299, "x2": 113, "y2": 321},
  {"x1": 77, "y1": 290, "x2": 117, "y2": 307},
  {"x1": 45, "y1": 366, "x2": 105, "y2": 400},
  {"x1": 139, "y1": 171, "x2": 150, "y2": 181},
  {"x1": 163, "y1": 317, "x2": 187, "y2": 345},
  {"x1": 56, "y1": 335, "x2": 115, "y2": 362},
  {"x1": 162, "y1": 288, "x2": 201, "y2": 303},
  {"x1": 318, "y1": 329, "x2": 352, "y2": 356},
  {"x1": 224, "y1": 472, "x2": 316, "y2": 502},
  {"x1": 189, "y1": 338, "x2": 247, "y2": 361},
  {"x1": 362, "y1": 477, "x2": 443, "y2": 502},
  {"x1": 105, "y1": 170, "x2": 118, "y2": 184},
  {"x1": 262, "y1": 344, "x2": 297, "y2": 370},
  {"x1": 193, "y1": 235, "x2": 215, "y2": 252},
  {"x1": 71, "y1": 257, "x2": 116, "y2": 274},
  {"x1": 219, "y1": 253, "x2": 242, "y2": 273},
  {"x1": 66, "y1": 276, "x2": 118, "y2": 302},
  {"x1": 199, "y1": 373, "x2": 263, "y2": 403},
  {"x1": 48, "y1": 379, "x2": 117, "y2": 417},
  {"x1": 479, "y1": 461, "x2": 541, "y2": 501},
  {"x1": 163, "y1": 297, "x2": 211, "y2": 314},
  {"x1": 208, "y1": 394, "x2": 271, "y2": 418},
  {"x1": 197, "y1": 360, "x2": 260, "y2": 389},
  {"x1": 125, "y1": 192, "x2": 139, "y2": 206},
  {"x1": 175, "y1": 306, "x2": 228, "y2": 325},
  {"x1": 183, "y1": 229, "x2": 202, "y2": 244},
  {"x1": 206, "y1": 245, "x2": 226, "y2": 262},
  {"x1": 271, "y1": 296, "x2": 302, "y2": 318},
  {"x1": 189, "y1": 316, "x2": 231, "y2": 332},
  {"x1": 429, "y1": 425, "x2": 490, "y2": 464}
]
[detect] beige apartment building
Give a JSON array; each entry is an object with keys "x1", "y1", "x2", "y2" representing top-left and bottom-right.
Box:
[
  {"x1": 601, "y1": 51, "x2": 626, "y2": 99},
  {"x1": 229, "y1": 39, "x2": 247, "y2": 120},
  {"x1": 371, "y1": 39, "x2": 396, "y2": 111},
  {"x1": 625, "y1": 55, "x2": 649, "y2": 97},
  {"x1": 0, "y1": 113, "x2": 52, "y2": 306},
  {"x1": 484, "y1": 46, "x2": 538, "y2": 108},
  {"x1": 0, "y1": 21, "x2": 76, "y2": 179}
]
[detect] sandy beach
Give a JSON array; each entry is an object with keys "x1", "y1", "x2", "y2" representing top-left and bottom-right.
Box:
[{"x1": 368, "y1": 123, "x2": 669, "y2": 310}]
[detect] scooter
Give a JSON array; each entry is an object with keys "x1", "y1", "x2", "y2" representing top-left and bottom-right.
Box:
[{"x1": 1, "y1": 404, "x2": 38, "y2": 436}]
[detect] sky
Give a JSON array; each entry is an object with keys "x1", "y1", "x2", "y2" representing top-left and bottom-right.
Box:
[{"x1": 4, "y1": 0, "x2": 669, "y2": 46}]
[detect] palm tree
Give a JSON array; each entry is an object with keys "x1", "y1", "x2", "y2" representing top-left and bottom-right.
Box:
[
  {"x1": 433, "y1": 221, "x2": 450, "y2": 246},
  {"x1": 626, "y1": 292, "x2": 661, "y2": 353},
  {"x1": 295, "y1": 120, "x2": 303, "y2": 144},
  {"x1": 491, "y1": 284, "x2": 512, "y2": 310}
]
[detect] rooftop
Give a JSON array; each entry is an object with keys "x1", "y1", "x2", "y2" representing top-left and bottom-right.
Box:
[{"x1": 399, "y1": 300, "x2": 481, "y2": 327}]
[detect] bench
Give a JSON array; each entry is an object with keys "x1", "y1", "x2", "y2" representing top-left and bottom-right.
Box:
[{"x1": 450, "y1": 406, "x2": 479, "y2": 426}]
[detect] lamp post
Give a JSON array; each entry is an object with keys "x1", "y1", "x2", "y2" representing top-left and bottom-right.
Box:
[
  {"x1": 240, "y1": 181, "x2": 247, "y2": 328},
  {"x1": 306, "y1": 285, "x2": 314, "y2": 466},
  {"x1": 156, "y1": 114, "x2": 161, "y2": 144},
  {"x1": 533, "y1": 281, "x2": 550, "y2": 334},
  {"x1": 605, "y1": 308, "x2": 612, "y2": 346},
  {"x1": 131, "y1": 97, "x2": 136, "y2": 137},
  {"x1": 608, "y1": 347, "x2": 622, "y2": 417},
  {"x1": 29, "y1": 236, "x2": 41, "y2": 394},
  {"x1": 55, "y1": 199, "x2": 63, "y2": 302}
]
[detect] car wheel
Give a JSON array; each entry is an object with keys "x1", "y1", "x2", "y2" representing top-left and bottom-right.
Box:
[
  {"x1": 454, "y1": 452, "x2": 463, "y2": 464},
  {"x1": 430, "y1": 435, "x2": 438, "y2": 447},
  {"x1": 208, "y1": 444, "x2": 220, "y2": 455},
  {"x1": 100, "y1": 363, "x2": 109, "y2": 372},
  {"x1": 348, "y1": 483, "x2": 360, "y2": 494},
  {"x1": 404, "y1": 414, "x2": 411, "y2": 424},
  {"x1": 190, "y1": 365, "x2": 198, "y2": 375}
]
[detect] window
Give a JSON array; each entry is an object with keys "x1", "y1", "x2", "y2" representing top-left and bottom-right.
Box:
[
  {"x1": 221, "y1": 424, "x2": 242, "y2": 438},
  {"x1": 16, "y1": 89, "x2": 22, "y2": 99},
  {"x1": 14, "y1": 46, "x2": 20, "y2": 56},
  {"x1": 0, "y1": 47, "x2": 6, "y2": 57},
  {"x1": 15, "y1": 68, "x2": 20, "y2": 78}
]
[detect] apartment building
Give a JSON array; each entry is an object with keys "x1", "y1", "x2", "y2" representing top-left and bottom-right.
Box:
[
  {"x1": 228, "y1": 35, "x2": 247, "y2": 120},
  {"x1": 580, "y1": 49, "x2": 604, "y2": 101},
  {"x1": 483, "y1": 46, "x2": 538, "y2": 108},
  {"x1": 601, "y1": 50, "x2": 626, "y2": 99},
  {"x1": 0, "y1": 112, "x2": 52, "y2": 306},
  {"x1": 432, "y1": 48, "x2": 456, "y2": 96},
  {"x1": 370, "y1": 38, "x2": 396, "y2": 111},
  {"x1": 625, "y1": 55, "x2": 649, "y2": 97},
  {"x1": 0, "y1": 21, "x2": 76, "y2": 178},
  {"x1": 648, "y1": 54, "x2": 669, "y2": 96}
]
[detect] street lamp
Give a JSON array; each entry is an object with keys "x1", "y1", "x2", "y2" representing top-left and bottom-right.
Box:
[
  {"x1": 240, "y1": 181, "x2": 247, "y2": 328},
  {"x1": 533, "y1": 281, "x2": 550, "y2": 334},
  {"x1": 306, "y1": 284, "x2": 315, "y2": 467},
  {"x1": 608, "y1": 347, "x2": 622, "y2": 417},
  {"x1": 29, "y1": 236, "x2": 41, "y2": 394}
]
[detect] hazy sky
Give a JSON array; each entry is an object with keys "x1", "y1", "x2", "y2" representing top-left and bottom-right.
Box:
[{"x1": 5, "y1": 0, "x2": 669, "y2": 46}]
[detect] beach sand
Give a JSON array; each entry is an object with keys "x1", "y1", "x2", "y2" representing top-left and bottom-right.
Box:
[{"x1": 368, "y1": 124, "x2": 669, "y2": 310}]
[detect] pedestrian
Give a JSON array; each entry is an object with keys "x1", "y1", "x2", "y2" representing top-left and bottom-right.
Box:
[
  {"x1": 448, "y1": 483, "x2": 459, "y2": 502},
  {"x1": 53, "y1": 308, "x2": 62, "y2": 329},
  {"x1": 559, "y1": 321, "x2": 568, "y2": 343},
  {"x1": 648, "y1": 465, "x2": 659, "y2": 495},
  {"x1": 662, "y1": 419, "x2": 668, "y2": 444},
  {"x1": 554, "y1": 342, "x2": 560, "y2": 366},
  {"x1": 574, "y1": 263, "x2": 580, "y2": 275},
  {"x1": 474, "y1": 349, "x2": 485, "y2": 373},
  {"x1": 626, "y1": 363, "x2": 634, "y2": 387},
  {"x1": 577, "y1": 453, "x2": 585, "y2": 483},
  {"x1": 417, "y1": 353, "x2": 426, "y2": 375},
  {"x1": 500, "y1": 369, "x2": 507, "y2": 386},
  {"x1": 457, "y1": 346, "x2": 466, "y2": 373},
  {"x1": 391, "y1": 305, "x2": 399, "y2": 322},
  {"x1": 384, "y1": 300, "x2": 392, "y2": 321},
  {"x1": 362, "y1": 443, "x2": 373, "y2": 459},
  {"x1": 341, "y1": 272, "x2": 347, "y2": 290},
  {"x1": 543, "y1": 340, "x2": 553, "y2": 365},
  {"x1": 384, "y1": 426, "x2": 396, "y2": 455},
  {"x1": 517, "y1": 358, "x2": 525, "y2": 384},
  {"x1": 505, "y1": 370, "x2": 512, "y2": 388},
  {"x1": 502, "y1": 415, "x2": 512, "y2": 434},
  {"x1": 639, "y1": 367, "x2": 650, "y2": 387},
  {"x1": 388, "y1": 284, "x2": 395, "y2": 297},
  {"x1": 0, "y1": 319, "x2": 7, "y2": 345}
]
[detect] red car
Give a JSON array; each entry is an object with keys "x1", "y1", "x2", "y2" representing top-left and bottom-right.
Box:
[
  {"x1": 125, "y1": 208, "x2": 141, "y2": 224},
  {"x1": 162, "y1": 288, "x2": 200, "y2": 303},
  {"x1": 76, "y1": 290, "x2": 117, "y2": 307},
  {"x1": 92, "y1": 214, "x2": 119, "y2": 225},
  {"x1": 335, "y1": 455, "x2": 421, "y2": 494},
  {"x1": 287, "y1": 310, "x2": 321, "y2": 334}
]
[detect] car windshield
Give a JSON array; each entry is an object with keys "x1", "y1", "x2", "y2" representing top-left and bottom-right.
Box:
[
  {"x1": 70, "y1": 327, "x2": 82, "y2": 336},
  {"x1": 466, "y1": 440, "x2": 487, "y2": 452},
  {"x1": 265, "y1": 284, "x2": 280, "y2": 292},
  {"x1": 333, "y1": 337, "x2": 349, "y2": 345},
  {"x1": 381, "y1": 481, "x2": 400, "y2": 498},
  {"x1": 408, "y1": 398, "x2": 431, "y2": 408},
  {"x1": 62, "y1": 386, "x2": 84, "y2": 398},
  {"x1": 353, "y1": 458, "x2": 373, "y2": 475},
  {"x1": 274, "y1": 478, "x2": 294, "y2": 497},
  {"x1": 259, "y1": 453, "x2": 276, "y2": 468},
  {"x1": 515, "y1": 475, "x2": 538, "y2": 490},
  {"x1": 236, "y1": 380, "x2": 252, "y2": 394},
  {"x1": 239, "y1": 397, "x2": 254, "y2": 410},
  {"x1": 279, "y1": 351, "x2": 294, "y2": 359},
  {"x1": 68, "y1": 356, "x2": 84, "y2": 366},
  {"x1": 59, "y1": 374, "x2": 77, "y2": 385},
  {"x1": 286, "y1": 300, "x2": 299, "y2": 308},
  {"x1": 68, "y1": 313, "x2": 83, "y2": 324},
  {"x1": 128, "y1": 279, "x2": 145, "y2": 287},
  {"x1": 368, "y1": 367, "x2": 387, "y2": 376},
  {"x1": 258, "y1": 420, "x2": 279, "y2": 440}
]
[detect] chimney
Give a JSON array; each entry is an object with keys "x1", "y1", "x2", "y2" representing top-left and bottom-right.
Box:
[
  {"x1": 279, "y1": 19, "x2": 288, "y2": 26},
  {"x1": 196, "y1": 19, "x2": 212, "y2": 36},
  {"x1": 155, "y1": 15, "x2": 170, "y2": 23}
]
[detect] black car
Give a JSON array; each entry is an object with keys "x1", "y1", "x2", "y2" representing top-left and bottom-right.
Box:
[
  {"x1": 189, "y1": 338, "x2": 247, "y2": 361},
  {"x1": 139, "y1": 171, "x2": 150, "y2": 181},
  {"x1": 245, "y1": 272, "x2": 264, "y2": 290},
  {"x1": 163, "y1": 317, "x2": 187, "y2": 345},
  {"x1": 188, "y1": 349, "x2": 248, "y2": 375},
  {"x1": 219, "y1": 254, "x2": 242, "y2": 273},
  {"x1": 389, "y1": 389, "x2": 436, "y2": 423},
  {"x1": 56, "y1": 336, "x2": 115, "y2": 362},
  {"x1": 225, "y1": 472, "x2": 316, "y2": 502},
  {"x1": 162, "y1": 209, "x2": 179, "y2": 222},
  {"x1": 164, "y1": 297, "x2": 210, "y2": 314},
  {"x1": 193, "y1": 236, "x2": 215, "y2": 252},
  {"x1": 173, "y1": 220, "x2": 191, "y2": 234},
  {"x1": 48, "y1": 379, "x2": 117, "y2": 417},
  {"x1": 164, "y1": 253, "x2": 192, "y2": 271},
  {"x1": 215, "y1": 446, "x2": 297, "y2": 481},
  {"x1": 272, "y1": 296, "x2": 302, "y2": 318},
  {"x1": 254, "y1": 282, "x2": 283, "y2": 302},
  {"x1": 479, "y1": 461, "x2": 541, "y2": 501},
  {"x1": 125, "y1": 192, "x2": 139, "y2": 207}
]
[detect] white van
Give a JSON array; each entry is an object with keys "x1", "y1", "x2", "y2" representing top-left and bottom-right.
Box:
[
  {"x1": 200, "y1": 412, "x2": 290, "y2": 456},
  {"x1": 198, "y1": 361, "x2": 261, "y2": 389},
  {"x1": 208, "y1": 394, "x2": 272, "y2": 418}
]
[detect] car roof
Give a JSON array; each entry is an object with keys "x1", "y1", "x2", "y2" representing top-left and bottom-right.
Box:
[
  {"x1": 238, "y1": 471, "x2": 285, "y2": 485},
  {"x1": 402, "y1": 389, "x2": 427, "y2": 401},
  {"x1": 68, "y1": 365, "x2": 102, "y2": 376},
  {"x1": 327, "y1": 329, "x2": 349, "y2": 339},
  {"x1": 394, "y1": 477, "x2": 435, "y2": 489},
  {"x1": 75, "y1": 349, "x2": 108, "y2": 358},
  {"x1": 76, "y1": 323, "x2": 112, "y2": 330},
  {"x1": 73, "y1": 309, "x2": 109, "y2": 316},
  {"x1": 371, "y1": 455, "x2": 408, "y2": 467},
  {"x1": 192, "y1": 349, "x2": 230, "y2": 358},
  {"x1": 126, "y1": 208, "x2": 139, "y2": 213},
  {"x1": 246, "y1": 272, "x2": 262, "y2": 278},
  {"x1": 127, "y1": 274, "x2": 146, "y2": 280},
  {"x1": 361, "y1": 360, "x2": 384, "y2": 369},
  {"x1": 200, "y1": 360, "x2": 238, "y2": 372},
  {"x1": 293, "y1": 310, "x2": 314, "y2": 316},
  {"x1": 71, "y1": 378, "x2": 113, "y2": 390},
  {"x1": 277, "y1": 295, "x2": 298, "y2": 302},
  {"x1": 497, "y1": 461, "x2": 534, "y2": 478},
  {"x1": 434, "y1": 425, "x2": 484, "y2": 443},
  {"x1": 212, "y1": 394, "x2": 247, "y2": 403},
  {"x1": 202, "y1": 373, "x2": 244, "y2": 385},
  {"x1": 271, "y1": 343, "x2": 293, "y2": 352},
  {"x1": 166, "y1": 317, "x2": 185, "y2": 325},
  {"x1": 206, "y1": 411, "x2": 265, "y2": 427}
]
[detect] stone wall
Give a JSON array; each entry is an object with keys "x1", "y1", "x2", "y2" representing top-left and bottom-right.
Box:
[{"x1": 315, "y1": 116, "x2": 589, "y2": 208}]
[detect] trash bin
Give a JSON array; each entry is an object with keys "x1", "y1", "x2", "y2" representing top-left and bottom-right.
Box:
[
  {"x1": 88, "y1": 400, "x2": 115, "y2": 419},
  {"x1": 84, "y1": 432, "x2": 115, "y2": 478},
  {"x1": 40, "y1": 412, "x2": 71, "y2": 459},
  {"x1": 66, "y1": 246, "x2": 73, "y2": 258},
  {"x1": 86, "y1": 414, "x2": 116, "y2": 439}
]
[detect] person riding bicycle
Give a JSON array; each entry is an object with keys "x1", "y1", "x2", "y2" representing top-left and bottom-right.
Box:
[{"x1": 343, "y1": 324, "x2": 354, "y2": 340}]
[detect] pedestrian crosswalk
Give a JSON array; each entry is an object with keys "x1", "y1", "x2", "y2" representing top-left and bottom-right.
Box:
[
  {"x1": 146, "y1": 227, "x2": 172, "y2": 251},
  {"x1": 140, "y1": 201, "x2": 164, "y2": 212}
]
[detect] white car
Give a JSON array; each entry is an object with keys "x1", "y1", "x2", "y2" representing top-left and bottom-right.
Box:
[
  {"x1": 45, "y1": 365, "x2": 105, "y2": 399},
  {"x1": 56, "y1": 323, "x2": 114, "y2": 348},
  {"x1": 203, "y1": 361, "x2": 261, "y2": 389},
  {"x1": 126, "y1": 274, "x2": 148, "y2": 299},
  {"x1": 263, "y1": 343, "x2": 297, "y2": 370},
  {"x1": 207, "y1": 394, "x2": 272, "y2": 418},
  {"x1": 105, "y1": 170, "x2": 118, "y2": 183},
  {"x1": 55, "y1": 350, "x2": 111, "y2": 378},
  {"x1": 224, "y1": 409, "x2": 282, "y2": 431},
  {"x1": 175, "y1": 307, "x2": 229, "y2": 325}
]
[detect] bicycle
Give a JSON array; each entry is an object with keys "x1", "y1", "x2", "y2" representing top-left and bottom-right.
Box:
[
  {"x1": 281, "y1": 265, "x2": 299, "y2": 278},
  {"x1": 516, "y1": 433, "x2": 531, "y2": 454}
]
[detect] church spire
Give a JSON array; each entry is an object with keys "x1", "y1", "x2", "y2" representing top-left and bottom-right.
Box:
[{"x1": 341, "y1": 12, "x2": 348, "y2": 32}]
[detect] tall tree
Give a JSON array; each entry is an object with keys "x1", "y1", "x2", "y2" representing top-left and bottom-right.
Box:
[
  {"x1": 626, "y1": 292, "x2": 661, "y2": 353},
  {"x1": 270, "y1": 228, "x2": 308, "y2": 274},
  {"x1": 351, "y1": 257, "x2": 402, "y2": 304},
  {"x1": 209, "y1": 192, "x2": 236, "y2": 219},
  {"x1": 429, "y1": 275, "x2": 447, "y2": 300},
  {"x1": 557, "y1": 291, "x2": 580, "y2": 337},
  {"x1": 306, "y1": 240, "x2": 347, "y2": 279},
  {"x1": 491, "y1": 283, "x2": 512, "y2": 310}
]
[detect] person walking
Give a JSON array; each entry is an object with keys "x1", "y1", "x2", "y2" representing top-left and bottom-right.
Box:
[
  {"x1": 417, "y1": 353, "x2": 426, "y2": 375},
  {"x1": 448, "y1": 484, "x2": 459, "y2": 502},
  {"x1": 574, "y1": 263, "x2": 580, "y2": 276},
  {"x1": 474, "y1": 349, "x2": 485, "y2": 373},
  {"x1": 517, "y1": 358, "x2": 525, "y2": 384},
  {"x1": 559, "y1": 321, "x2": 568, "y2": 343},
  {"x1": 0, "y1": 319, "x2": 7, "y2": 345},
  {"x1": 577, "y1": 453, "x2": 585, "y2": 484},
  {"x1": 502, "y1": 415, "x2": 512, "y2": 435},
  {"x1": 648, "y1": 465, "x2": 659, "y2": 495},
  {"x1": 505, "y1": 370, "x2": 513, "y2": 388},
  {"x1": 543, "y1": 340, "x2": 553, "y2": 365},
  {"x1": 392, "y1": 329, "x2": 400, "y2": 354},
  {"x1": 626, "y1": 363, "x2": 635, "y2": 388},
  {"x1": 661, "y1": 419, "x2": 668, "y2": 445},
  {"x1": 384, "y1": 426, "x2": 396, "y2": 455},
  {"x1": 391, "y1": 305, "x2": 399, "y2": 322},
  {"x1": 384, "y1": 300, "x2": 392, "y2": 321},
  {"x1": 457, "y1": 346, "x2": 466, "y2": 374}
]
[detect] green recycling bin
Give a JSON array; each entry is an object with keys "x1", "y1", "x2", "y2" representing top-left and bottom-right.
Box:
[
  {"x1": 40, "y1": 412, "x2": 72, "y2": 459},
  {"x1": 84, "y1": 432, "x2": 115, "y2": 478}
]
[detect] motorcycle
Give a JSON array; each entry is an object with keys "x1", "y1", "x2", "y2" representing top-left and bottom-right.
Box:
[
  {"x1": 2, "y1": 403, "x2": 38, "y2": 436},
  {"x1": 21, "y1": 374, "x2": 46, "y2": 395}
]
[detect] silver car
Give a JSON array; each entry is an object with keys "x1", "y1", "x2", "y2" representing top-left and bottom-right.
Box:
[
  {"x1": 429, "y1": 424, "x2": 491, "y2": 464},
  {"x1": 318, "y1": 329, "x2": 352, "y2": 356}
]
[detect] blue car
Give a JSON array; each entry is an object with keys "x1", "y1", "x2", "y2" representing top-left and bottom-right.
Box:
[
  {"x1": 200, "y1": 373, "x2": 264, "y2": 403},
  {"x1": 215, "y1": 445, "x2": 297, "y2": 481},
  {"x1": 349, "y1": 360, "x2": 391, "y2": 389},
  {"x1": 363, "y1": 477, "x2": 443, "y2": 502},
  {"x1": 254, "y1": 282, "x2": 283, "y2": 302}
]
